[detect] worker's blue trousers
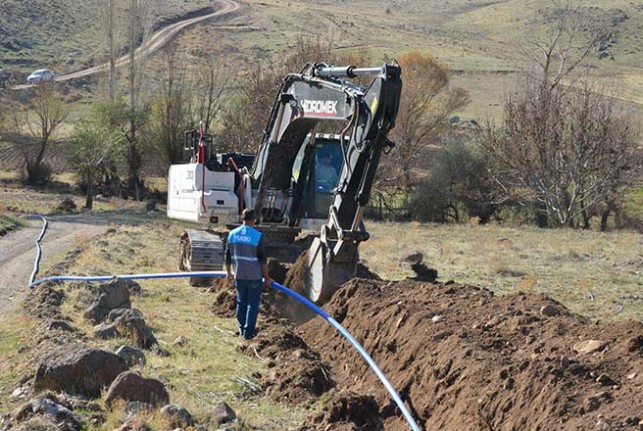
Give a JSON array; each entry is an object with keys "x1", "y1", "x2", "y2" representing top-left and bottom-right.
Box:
[{"x1": 235, "y1": 279, "x2": 263, "y2": 339}]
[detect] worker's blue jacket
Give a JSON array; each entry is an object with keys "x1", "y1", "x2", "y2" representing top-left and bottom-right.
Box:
[{"x1": 225, "y1": 224, "x2": 266, "y2": 281}]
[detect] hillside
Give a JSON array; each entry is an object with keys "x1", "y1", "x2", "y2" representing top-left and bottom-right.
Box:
[
  {"x1": 176, "y1": 0, "x2": 643, "y2": 119},
  {"x1": 1, "y1": 0, "x2": 641, "y2": 122},
  {"x1": 0, "y1": 0, "x2": 216, "y2": 76}
]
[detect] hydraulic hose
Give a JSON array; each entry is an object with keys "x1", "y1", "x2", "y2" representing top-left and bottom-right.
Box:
[{"x1": 27, "y1": 217, "x2": 421, "y2": 431}]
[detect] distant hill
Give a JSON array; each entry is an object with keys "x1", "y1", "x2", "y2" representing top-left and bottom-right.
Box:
[
  {"x1": 1, "y1": 0, "x2": 641, "y2": 121},
  {"x1": 161, "y1": 0, "x2": 642, "y2": 120},
  {"x1": 0, "y1": 0, "x2": 217, "y2": 76}
]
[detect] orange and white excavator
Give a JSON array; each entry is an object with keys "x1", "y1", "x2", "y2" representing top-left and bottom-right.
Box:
[{"x1": 167, "y1": 62, "x2": 402, "y2": 302}]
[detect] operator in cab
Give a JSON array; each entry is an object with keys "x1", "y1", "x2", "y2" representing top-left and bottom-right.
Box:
[
  {"x1": 225, "y1": 209, "x2": 272, "y2": 340},
  {"x1": 316, "y1": 149, "x2": 338, "y2": 192}
]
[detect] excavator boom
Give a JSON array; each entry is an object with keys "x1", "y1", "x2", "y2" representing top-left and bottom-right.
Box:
[{"x1": 251, "y1": 63, "x2": 402, "y2": 301}]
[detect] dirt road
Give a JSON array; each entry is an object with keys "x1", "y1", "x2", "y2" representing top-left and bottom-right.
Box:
[
  {"x1": 12, "y1": 0, "x2": 241, "y2": 90},
  {"x1": 0, "y1": 216, "x2": 107, "y2": 318}
]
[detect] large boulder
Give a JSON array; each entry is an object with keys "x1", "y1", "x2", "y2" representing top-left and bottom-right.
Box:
[
  {"x1": 83, "y1": 278, "x2": 133, "y2": 324},
  {"x1": 105, "y1": 371, "x2": 169, "y2": 407},
  {"x1": 34, "y1": 343, "x2": 128, "y2": 398}
]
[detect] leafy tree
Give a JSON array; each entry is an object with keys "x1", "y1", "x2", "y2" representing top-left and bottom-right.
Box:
[
  {"x1": 69, "y1": 100, "x2": 126, "y2": 209},
  {"x1": 382, "y1": 50, "x2": 469, "y2": 195},
  {"x1": 411, "y1": 137, "x2": 503, "y2": 223}
]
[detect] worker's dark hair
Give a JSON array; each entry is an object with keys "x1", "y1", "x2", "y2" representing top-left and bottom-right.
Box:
[{"x1": 242, "y1": 208, "x2": 255, "y2": 222}]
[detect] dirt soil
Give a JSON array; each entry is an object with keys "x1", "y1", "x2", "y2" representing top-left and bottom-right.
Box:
[
  {"x1": 0, "y1": 215, "x2": 107, "y2": 317},
  {"x1": 211, "y1": 269, "x2": 643, "y2": 430}
]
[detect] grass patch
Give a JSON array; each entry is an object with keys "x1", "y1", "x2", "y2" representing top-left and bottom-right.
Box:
[
  {"x1": 0, "y1": 314, "x2": 37, "y2": 413},
  {"x1": 50, "y1": 221, "x2": 304, "y2": 429},
  {"x1": 362, "y1": 221, "x2": 643, "y2": 322},
  {"x1": 0, "y1": 214, "x2": 24, "y2": 231}
]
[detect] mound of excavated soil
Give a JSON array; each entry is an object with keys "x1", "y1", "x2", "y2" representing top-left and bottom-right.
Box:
[{"x1": 296, "y1": 279, "x2": 643, "y2": 430}]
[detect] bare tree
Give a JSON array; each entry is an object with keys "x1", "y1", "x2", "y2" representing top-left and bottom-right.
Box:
[
  {"x1": 194, "y1": 57, "x2": 229, "y2": 134},
  {"x1": 124, "y1": 0, "x2": 153, "y2": 199},
  {"x1": 151, "y1": 50, "x2": 194, "y2": 165},
  {"x1": 219, "y1": 37, "x2": 370, "y2": 153},
  {"x1": 479, "y1": 6, "x2": 640, "y2": 229},
  {"x1": 17, "y1": 83, "x2": 68, "y2": 185}
]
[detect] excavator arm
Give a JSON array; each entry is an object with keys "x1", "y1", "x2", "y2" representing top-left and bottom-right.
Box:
[{"x1": 250, "y1": 63, "x2": 402, "y2": 302}]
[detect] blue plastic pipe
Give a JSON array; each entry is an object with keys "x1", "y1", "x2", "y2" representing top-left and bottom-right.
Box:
[
  {"x1": 28, "y1": 214, "x2": 48, "y2": 286},
  {"x1": 28, "y1": 271, "x2": 229, "y2": 288}
]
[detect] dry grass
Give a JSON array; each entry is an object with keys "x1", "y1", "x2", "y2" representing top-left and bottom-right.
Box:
[
  {"x1": 362, "y1": 221, "x2": 643, "y2": 322},
  {"x1": 54, "y1": 222, "x2": 304, "y2": 429}
]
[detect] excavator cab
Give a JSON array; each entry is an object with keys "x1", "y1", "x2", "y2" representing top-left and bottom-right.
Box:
[{"x1": 292, "y1": 134, "x2": 345, "y2": 229}]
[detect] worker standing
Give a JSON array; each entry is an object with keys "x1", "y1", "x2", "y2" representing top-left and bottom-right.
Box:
[{"x1": 225, "y1": 209, "x2": 272, "y2": 340}]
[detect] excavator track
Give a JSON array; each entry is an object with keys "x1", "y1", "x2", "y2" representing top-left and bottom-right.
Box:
[{"x1": 179, "y1": 229, "x2": 224, "y2": 286}]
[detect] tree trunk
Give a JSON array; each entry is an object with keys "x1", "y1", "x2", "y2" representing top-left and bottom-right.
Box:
[
  {"x1": 535, "y1": 203, "x2": 548, "y2": 228},
  {"x1": 85, "y1": 171, "x2": 94, "y2": 210},
  {"x1": 600, "y1": 202, "x2": 615, "y2": 232},
  {"x1": 108, "y1": 0, "x2": 115, "y2": 100}
]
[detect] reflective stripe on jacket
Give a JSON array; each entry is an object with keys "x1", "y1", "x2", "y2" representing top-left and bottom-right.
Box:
[{"x1": 226, "y1": 225, "x2": 265, "y2": 280}]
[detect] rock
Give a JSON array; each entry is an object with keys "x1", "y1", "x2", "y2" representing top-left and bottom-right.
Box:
[
  {"x1": 105, "y1": 371, "x2": 169, "y2": 407},
  {"x1": 173, "y1": 336, "x2": 188, "y2": 347},
  {"x1": 47, "y1": 320, "x2": 75, "y2": 332},
  {"x1": 115, "y1": 315, "x2": 157, "y2": 349},
  {"x1": 596, "y1": 374, "x2": 617, "y2": 386},
  {"x1": 212, "y1": 402, "x2": 236, "y2": 425},
  {"x1": 161, "y1": 404, "x2": 195, "y2": 428},
  {"x1": 540, "y1": 305, "x2": 561, "y2": 317},
  {"x1": 124, "y1": 401, "x2": 154, "y2": 416},
  {"x1": 410, "y1": 262, "x2": 438, "y2": 281},
  {"x1": 573, "y1": 340, "x2": 607, "y2": 355},
  {"x1": 13, "y1": 396, "x2": 83, "y2": 430},
  {"x1": 94, "y1": 322, "x2": 119, "y2": 339},
  {"x1": 560, "y1": 355, "x2": 570, "y2": 368},
  {"x1": 83, "y1": 278, "x2": 132, "y2": 324},
  {"x1": 431, "y1": 315, "x2": 443, "y2": 323},
  {"x1": 400, "y1": 252, "x2": 423, "y2": 264},
  {"x1": 115, "y1": 345, "x2": 147, "y2": 367},
  {"x1": 32, "y1": 397, "x2": 82, "y2": 430},
  {"x1": 107, "y1": 308, "x2": 143, "y2": 323},
  {"x1": 627, "y1": 373, "x2": 637, "y2": 380},
  {"x1": 10, "y1": 386, "x2": 28, "y2": 400},
  {"x1": 34, "y1": 343, "x2": 128, "y2": 397}
]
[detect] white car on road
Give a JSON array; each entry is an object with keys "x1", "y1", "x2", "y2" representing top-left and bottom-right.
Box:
[{"x1": 27, "y1": 69, "x2": 55, "y2": 84}]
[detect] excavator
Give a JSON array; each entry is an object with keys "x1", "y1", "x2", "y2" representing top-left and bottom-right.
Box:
[{"x1": 167, "y1": 62, "x2": 402, "y2": 302}]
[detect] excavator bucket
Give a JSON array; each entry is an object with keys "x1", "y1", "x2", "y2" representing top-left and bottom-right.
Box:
[{"x1": 304, "y1": 237, "x2": 356, "y2": 303}]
